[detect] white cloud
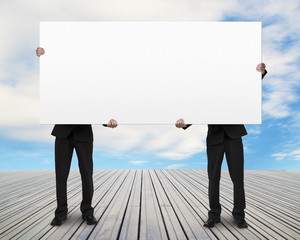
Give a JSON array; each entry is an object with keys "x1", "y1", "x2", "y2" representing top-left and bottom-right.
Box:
[
  {"x1": 0, "y1": 76, "x2": 39, "y2": 126},
  {"x1": 1, "y1": 0, "x2": 300, "y2": 164},
  {"x1": 223, "y1": 1, "x2": 300, "y2": 120},
  {"x1": 166, "y1": 163, "x2": 186, "y2": 169},
  {"x1": 129, "y1": 160, "x2": 147, "y2": 165},
  {"x1": 262, "y1": 75, "x2": 299, "y2": 118},
  {"x1": 1, "y1": 125, "x2": 53, "y2": 143},
  {"x1": 41, "y1": 159, "x2": 52, "y2": 164},
  {"x1": 246, "y1": 126, "x2": 261, "y2": 135},
  {"x1": 272, "y1": 147, "x2": 300, "y2": 161},
  {"x1": 271, "y1": 152, "x2": 288, "y2": 160},
  {"x1": 291, "y1": 112, "x2": 300, "y2": 127},
  {"x1": 93, "y1": 125, "x2": 207, "y2": 160}
]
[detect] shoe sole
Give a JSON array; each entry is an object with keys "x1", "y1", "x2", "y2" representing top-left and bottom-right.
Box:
[
  {"x1": 82, "y1": 216, "x2": 97, "y2": 225},
  {"x1": 50, "y1": 215, "x2": 67, "y2": 226},
  {"x1": 234, "y1": 219, "x2": 248, "y2": 228},
  {"x1": 203, "y1": 219, "x2": 221, "y2": 228}
]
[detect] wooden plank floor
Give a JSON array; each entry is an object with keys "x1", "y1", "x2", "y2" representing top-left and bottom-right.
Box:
[{"x1": 0, "y1": 170, "x2": 299, "y2": 240}]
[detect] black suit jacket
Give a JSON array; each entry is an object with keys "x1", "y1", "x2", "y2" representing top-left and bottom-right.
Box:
[
  {"x1": 184, "y1": 71, "x2": 267, "y2": 145},
  {"x1": 51, "y1": 124, "x2": 93, "y2": 142},
  {"x1": 206, "y1": 124, "x2": 247, "y2": 145}
]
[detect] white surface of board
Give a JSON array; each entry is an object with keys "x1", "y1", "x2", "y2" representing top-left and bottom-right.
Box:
[{"x1": 40, "y1": 22, "x2": 261, "y2": 124}]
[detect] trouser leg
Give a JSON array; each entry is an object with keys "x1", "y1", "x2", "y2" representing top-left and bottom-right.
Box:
[
  {"x1": 74, "y1": 140, "x2": 94, "y2": 217},
  {"x1": 225, "y1": 136, "x2": 245, "y2": 220},
  {"x1": 54, "y1": 137, "x2": 73, "y2": 217},
  {"x1": 207, "y1": 142, "x2": 225, "y2": 220}
]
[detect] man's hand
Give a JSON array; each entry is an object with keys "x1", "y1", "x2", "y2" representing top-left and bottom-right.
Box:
[
  {"x1": 107, "y1": 119, "x2": 118, "y2": 128},
  {"x1": 175, "y1": 118, "x2": 187, "y2": 128},
  {"x1": 36, "y1": 47, "x2": 45, "y2": 57},
  {"x1": 256, "y1": 62, "x2": 266, "y2": 74}
]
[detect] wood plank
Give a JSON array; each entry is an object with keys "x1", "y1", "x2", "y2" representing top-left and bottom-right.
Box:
[
  {"x1": 186, "y1": 169, "x2": 276, "y2": 239},
  {"x1": 139, "y1": 170, "x2": 168, "y2": 240},
  {"x1": 179, "y1": 169, "x2": 267, "y2": 240},
  {"x1": 189, "y1": 169, "x2": 300, "y2": 239},
  {"x1": 87, "y1": 170, "x2": 136, "y2": 239},
  {"x1": 156, "y1": 170, "x2": 214, "y2": 240},
  {"x1": 0, "y1": 169, "x2": 299, "y2": 240},
  {"x1": 0, "y1": 171, "x2": 82, "y2": 231},
  {"x1": 118, "y1": 169, "x2": 142, "y2": 240},
  {"x1": 4, "y1": 170, "x2": 110, "y2": 240},
  {"x1": 41, "y1": 169, "x2": 122, "y2": 240},
  {"x1": 218, "y1": 170, "x2": 300, "y2": 234},
  {"x1": 149, "y1": 169, "x2": 188, "y2": 240}
]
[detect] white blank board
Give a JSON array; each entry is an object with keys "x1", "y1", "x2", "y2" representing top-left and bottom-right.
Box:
[{"x1": 40, "y1": 22, "x2": 261, "y2": 124}]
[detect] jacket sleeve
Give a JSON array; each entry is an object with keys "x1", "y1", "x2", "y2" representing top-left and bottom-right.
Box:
[
  {"x1": 262, "y1": 70, "x2": 267, "y2": 79},
  {"x1": 183, "y1": 124, "x2": 192, "y2": 130}
]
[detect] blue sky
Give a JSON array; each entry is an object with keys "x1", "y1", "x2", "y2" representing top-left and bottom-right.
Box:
[{"x1": 1, "y1": 0, "x2": 300, "y2": 171}]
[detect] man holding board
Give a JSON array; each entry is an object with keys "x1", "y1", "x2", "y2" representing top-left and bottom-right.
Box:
[
  {"x1": 37, "y1": 46, "x2": 118, "y2": 226},
  {"x1": 176, "y1": 62, "x2": 267, "y2": 228}
]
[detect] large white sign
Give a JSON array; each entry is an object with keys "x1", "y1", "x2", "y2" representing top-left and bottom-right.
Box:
[{"x1": 40, "y1": 22, "x2": 261, "y2": 124}]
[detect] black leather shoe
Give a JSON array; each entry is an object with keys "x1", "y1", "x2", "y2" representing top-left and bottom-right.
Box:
[
  {"x1": 234, "y1": 218, "x2": 248, "y2": 228},
  {"x1": 82, "y1": 215, "x2": 97, "y2": 225},
  {"x1": 203, "y1": 218, "x2": 220, "y2": 228},
  {"x1": 50, "y1": 215, "x2": 67, "y2": 226}
]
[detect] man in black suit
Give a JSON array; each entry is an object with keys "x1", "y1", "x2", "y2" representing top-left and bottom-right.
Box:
[
  {"x1": 175, "y1": 63, "x2": 267, "y2": 228},
  {"x1": 36, "y1": 47, "x2": 118, "y2": 226}
]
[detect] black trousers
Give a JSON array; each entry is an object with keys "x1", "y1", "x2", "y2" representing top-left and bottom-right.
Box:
[
  {"x1": 54, "y1": 134, "x2": 94, "y2": 218},
  {"x1": 206, "y1": 133, "x2": 245, "y2": 220}
]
